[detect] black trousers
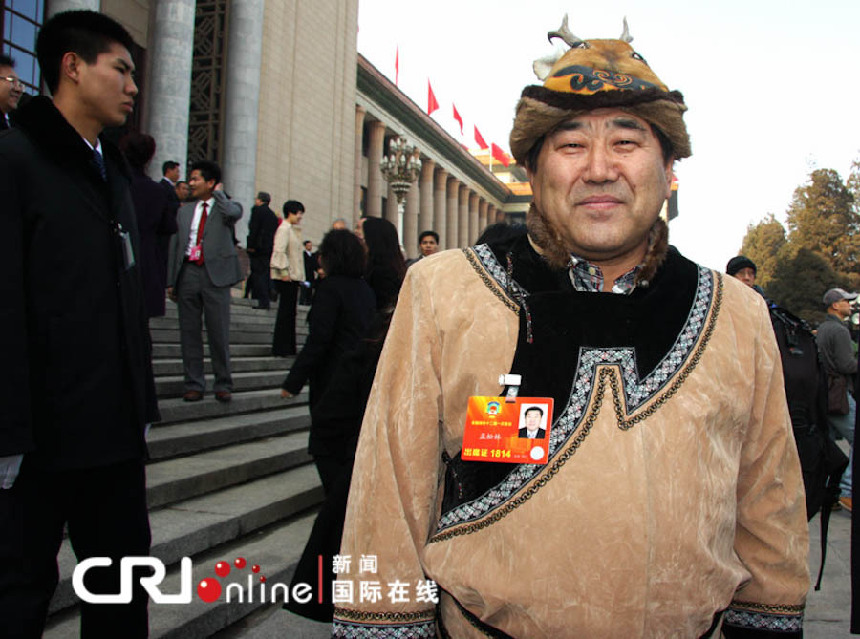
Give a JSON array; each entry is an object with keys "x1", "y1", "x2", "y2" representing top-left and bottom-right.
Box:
[
  {"x1": 249, "y1": 255, "x2": 272, "y2": 308},
  {"x1": 272, "y1": 280, "x2": 299, "y2": 356},
  {"x1": 0, "y1": 458, "x2": 151, "y2": 638}
]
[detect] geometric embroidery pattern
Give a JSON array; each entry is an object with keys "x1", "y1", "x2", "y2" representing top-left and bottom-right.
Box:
[
  {"x1": 333, "y1": 607, "x2": 437, "y2": 638},
  {"x1": 724, "y1": 606, "x2": 803, "y2": 632},
  {"x1": 333, "y1": 620, "x2": 436, "y2": 638},
  {"x1": 432, "y1": 248, "x2": 721, "y2": 540}
]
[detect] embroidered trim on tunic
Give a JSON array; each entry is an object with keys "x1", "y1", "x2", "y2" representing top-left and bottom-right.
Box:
[
  {"x1": 723, "y1": 601, "x2": 804, "y2": 632},
  {"x1": 332, "y1": 620, "x2": 436, "y2": 638},
  {"x1": 432, "y1": 249, "x2": 723, "y2": 540},
  {"x1": 465, "y1": 245, "x2": 527, "y2": 312},
  {"x1": 333, "y1": 607, "x2": 436, "y2": 638}
]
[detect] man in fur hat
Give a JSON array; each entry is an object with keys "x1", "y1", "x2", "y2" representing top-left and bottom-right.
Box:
[{"x1": 333, "y1": 17, "x2": 808, "y2": 638}]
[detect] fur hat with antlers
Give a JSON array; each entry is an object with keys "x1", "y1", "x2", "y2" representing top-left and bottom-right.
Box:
[{"x1": 510, "y1": 15, "x2": 691, "y2": 166}]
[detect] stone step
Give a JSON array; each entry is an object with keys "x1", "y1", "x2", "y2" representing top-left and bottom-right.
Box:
[
  {"x1": 159, "y1": 301, "x2": 309, "y2": 319},
  {"x1": 150, "y1": 326, "x2": 308, "y2": 345},
  {"x1": 152, "y1": 356, "x2": 290, "y2": 377},
  {"x1": 146, "y1": 431, "x2": 312, "y2": 510},
  {"x1": 153, "y1": 344, "x2": 279, "y2": 360},
  {"x1": 156, "y1": 370, "x2": 289, "y2": 399},
  {"x1": 150, "y1": 329, "x2": 277, "y2": 345},
  {"x1": 157, "y1": 389, "x2": 307, "y2": 426},
  {"x1": 152, "y1": 311, "x2": 281, "y2": 330},
  {"x1": 147, "y1": 407, "x2": 310, "y2": 461},
  {"x1": 47, "y1": 465, "x2": 322, "y2": 618}
]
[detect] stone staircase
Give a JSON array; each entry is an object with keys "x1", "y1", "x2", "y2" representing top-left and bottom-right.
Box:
[{"x1": 44, "y1": 298, "x2": 330, "y2": 638}]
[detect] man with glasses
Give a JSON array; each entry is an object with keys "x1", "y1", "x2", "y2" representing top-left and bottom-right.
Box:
[{"x1": 0, "y1": 54, "x2": 23, "y2": 130}]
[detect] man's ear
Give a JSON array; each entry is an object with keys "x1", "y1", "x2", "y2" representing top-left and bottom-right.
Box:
[
  {"x1": 60, "y1": 52, "x2": 82, "y2": 85},
  {"x1": 664, "y1": 160, "x2": 675, "y2": 200}
]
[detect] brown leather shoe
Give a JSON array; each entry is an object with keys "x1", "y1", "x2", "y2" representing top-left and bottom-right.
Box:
[
  {"x1": 183, "y1": 390, "x2": 204, "y2": 402},
  {"x1": 840, "y1": 496, "x2": 852, "y2": 513},
  {"x1": 215, "y1": 391, "x2": 232, "y2": 403}
]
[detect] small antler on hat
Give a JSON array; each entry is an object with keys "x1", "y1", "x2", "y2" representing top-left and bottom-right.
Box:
[
  {"x1": 548, "y1": 14, "x2": 585, "y2": 49},
  {"x1": 620, "y1": 17, "x2": 633, "y2": 43}
]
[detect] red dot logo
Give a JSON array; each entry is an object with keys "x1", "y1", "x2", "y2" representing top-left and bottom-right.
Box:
[
  {"x1": 197, "y1": 578, "x2": 222, "y2": 603},
  {"x1": 234, "y1": 557, "x2": 247, "y2": 569},
  {"x1": 215, "y1": 561, "x2": 231, "y2": 578},
  {"x1": 259, "y1": 575, "x2": 267, "y2": 583},
  {"x1": 251, "y1": 564, "x2": 260, "y2": 573}
]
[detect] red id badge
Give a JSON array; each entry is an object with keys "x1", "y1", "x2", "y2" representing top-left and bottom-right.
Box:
[
  {"x1": 462, "y1": 396, "x2": 554, "y2": 464},
  {"x1": 188, "y1": 244, "x2": 202, "y2": 262}
]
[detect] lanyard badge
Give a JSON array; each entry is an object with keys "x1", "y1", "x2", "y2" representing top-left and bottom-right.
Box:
[{"x1": 462, "y1": 384, "x2": 554, "y2": 465}]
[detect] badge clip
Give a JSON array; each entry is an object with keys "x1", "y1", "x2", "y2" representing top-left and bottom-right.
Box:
[{"x1": 499, "y1": 373, "x2": 522, "y2": 403}]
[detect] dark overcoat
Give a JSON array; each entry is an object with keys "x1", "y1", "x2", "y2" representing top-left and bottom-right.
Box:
[
  {"x1": 130, "y1": 167, "x2": 176, "y2": 317},
  {"x1": 281, "y1": 274, "x2": 376, "y2": 407},
  {"x1": 0, "y1": 96, "x2": 159, "y2": 470}
]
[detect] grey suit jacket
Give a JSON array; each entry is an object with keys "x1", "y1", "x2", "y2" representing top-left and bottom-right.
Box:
[{"x1": 167, "y1": 191, "x2": 243, "y2": 288}]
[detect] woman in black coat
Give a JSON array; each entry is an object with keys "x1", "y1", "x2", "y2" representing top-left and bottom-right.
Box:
[
  {"x1": 358, "y1": 216, "x2": 406, "y2": 311},
  {"x1": 280, "y1": 230, "x2": 376, "y2": 472}
]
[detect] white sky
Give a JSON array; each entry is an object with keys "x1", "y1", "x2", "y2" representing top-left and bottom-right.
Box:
[{"x1": 357, "y1": 0, "x2": 860, "y2": 271}]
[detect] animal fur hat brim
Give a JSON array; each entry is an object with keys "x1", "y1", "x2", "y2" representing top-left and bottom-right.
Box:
[{"x1": 510, "y1": 87, "x2": 691, "y2": 166}]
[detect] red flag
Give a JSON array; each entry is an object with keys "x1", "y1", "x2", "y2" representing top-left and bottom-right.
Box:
[
  {"x1": 491, "y1": 143, "x2": 510, "y2": 167},
  {"x1": 474, "y1": 125, "x2": 488, "y2": 150},
  {"x1": 395, "y1": 47, "x2": 399, "y2": 86},
  {"x1": 452, "y1": 104, "x2": 463, "y2": 135},
  {"x1": 427, "y1": 80, "x2": 439, "y2": 115}
]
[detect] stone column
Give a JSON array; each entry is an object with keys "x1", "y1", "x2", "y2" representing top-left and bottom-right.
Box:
[
  {"x1": 458, "y1": 185, "x2": 469, "y2": 248},
  {"x1": 479, "y1": 199, "x2": 488, "y2": 236},
  {"x1": 446, "y1": 177, "x2": 460, "y2": 249},
  {"x1": 469, "y1": 192, "x2": 479, "y2": 244},
  {"x1": 47, "y1": 0, "x2": 99, "y2": 16},
  {"x1": 366, "y1": 121, "x2": 386, "y2": 218},
  {"x1": 434, "y1": 167, "x2": 448, "y2": 249},
  {"x1": 143, "y1": 0, "x2": 196, "y2": 185},
  {"x1": 404, "y1": 182, "x2": 419, "y2": 259},
  {"x1": 382, "y1": 180, "x2": 403, "y2": 243},
  {"x1": 354, "y1": 106, "x2": 366, "y2": 225},
  {"x1": 488, "y1": 205, "x2": 496, "y2": 225},
  {"x1": 418, "y1": 159, "x2": 435, "y2": 236},
  {"x1": 222, "y1": 0, "x2": 266, "y2": 243}
]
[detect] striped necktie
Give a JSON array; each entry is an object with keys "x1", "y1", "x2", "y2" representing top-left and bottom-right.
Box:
[{"x1": 92, "y1": 148, "x2": 107, "y2": 181}]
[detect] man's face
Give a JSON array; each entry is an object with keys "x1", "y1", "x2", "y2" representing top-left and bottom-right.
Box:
[
  {"x1": 0, "y1": 65, "x2": 22, "y2": 115},
  {"x1": 419, "y1": 235, "x2": 439, "y2": 256},
  {"x1": 525, "y1": 409, "x2": 542, "y2": 431},
  {"x1": 287, "y1": 210, "x2": 304, "y2": 225},
  {"x1": 304, "y1": 241, "x2": 312, "y2": 251},
  {"x1": 165, "y1": 166, "x2": 180, "y2": 182},
  {"x1": 528, "y1": 108, "x2": 673, "y2": 264},
  {"x1": 188, "y1": 170, "x2": 215, "y2": 200},
  {"x1": 733, "y1": 267, "x2": 756, "y2": 288},
  {"x1": 831, "y1": 298, "x2": 851, "y2": 320},
  {"x1": 176, "y1": 182, "x2": 190, "y2": 201},
  {"x1": 74, "y1": 42, "x2": 138, "y2": 129}
]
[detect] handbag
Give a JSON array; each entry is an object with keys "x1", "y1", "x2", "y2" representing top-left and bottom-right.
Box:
[{"x1": 826, "y1": 373, "x2": 849, "y2": 415}]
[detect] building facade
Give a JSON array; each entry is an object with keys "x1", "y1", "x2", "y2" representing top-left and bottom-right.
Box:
[{"x1": 2, "y1": 0, "x2": 517, "y2": 257}]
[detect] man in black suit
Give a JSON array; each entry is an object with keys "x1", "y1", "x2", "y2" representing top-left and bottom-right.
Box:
[
  {"x1": 0, "y1": 53, "x2": 22, "y2": 130},
  {"x1": 518, "y1": 406, "x2": 547, "y2": 439},
  {"x1": 160, "y1": 159, "x2": 180, "y2": 197},
  {"x1": 300, "y1": 239, "x2": 319, "y2": 305},
  {"x1": 0, "y1": 11, "x2": 158, "y2": 636},
  {"x1": 246, "y1": 191, "x2": 279, "y2": 309}
]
